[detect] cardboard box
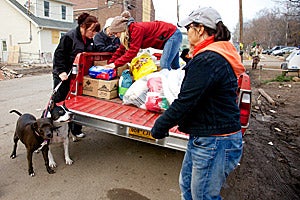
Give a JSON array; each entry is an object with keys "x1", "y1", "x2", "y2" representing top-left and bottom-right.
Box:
[
  {"x1": 97, "y1": 90, "x2": 118, "y2": 100},
  {"x1": 83, "y1": 76, "x2": 118, "y2": 92},
  {"x1": 94, "y1": 60, "x2": 108, "y2": 66},
  {"x1": 117, "y1": 64, "x2": 130, "y2": 77},
  {"x1": 83, "y1": 76, "x2": 119, "y2": 99}
]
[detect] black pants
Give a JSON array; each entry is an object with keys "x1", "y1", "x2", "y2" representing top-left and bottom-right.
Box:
[{"x1": 52, "y1": 74, "x2": 82, "y2": 135}]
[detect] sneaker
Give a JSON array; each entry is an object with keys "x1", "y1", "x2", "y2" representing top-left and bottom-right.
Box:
[{"x1": 76, "y1": 132, "x2": 86, "y2": 138}]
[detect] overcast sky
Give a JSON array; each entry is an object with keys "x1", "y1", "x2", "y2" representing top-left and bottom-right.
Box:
[{"x1": 152, "y1": 0, "x2": 277, "y2": 32}]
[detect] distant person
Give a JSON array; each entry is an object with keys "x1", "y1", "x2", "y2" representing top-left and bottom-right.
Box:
[
  {"x1": 52, "y1": 12, "x2": 100, "y2": 140},
  {"x1": 239, "y1": 42, "x2": 244, "y2": 62},
  {"x1": 104, "y1": 11, "x2": 182, "y2": 71},
  {"x1": 151, "y1": 7, "x2": 245, "y2": 199},
  {"x1": 251, "y1": 43, "x2": 263, "y2": 69},
  {"x1": 94, "y1": 18, "x2": 120, "y2": 52}
]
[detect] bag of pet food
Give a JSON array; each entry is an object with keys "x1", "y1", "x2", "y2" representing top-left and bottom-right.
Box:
[
  {"x1": 130, "y1": 53, "x2": 157, "y2": 81},
  {"x1": 89, "y1": 66, "x2": 116, "y2": 80}
]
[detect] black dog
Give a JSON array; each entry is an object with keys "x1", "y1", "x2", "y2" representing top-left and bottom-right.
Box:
[{"x1": 10, "y1": 110, "x2": 55, "y2": 176}]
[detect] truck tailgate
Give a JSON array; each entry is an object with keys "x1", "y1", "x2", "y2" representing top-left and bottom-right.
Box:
[{"x1": 64, "y1": 96, "x2": 188, "y2": 151}]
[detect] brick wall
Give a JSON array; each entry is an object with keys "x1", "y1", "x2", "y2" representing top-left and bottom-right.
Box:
[{"x1": 71, "y1": 0, "x2": 155, "y2": 27}]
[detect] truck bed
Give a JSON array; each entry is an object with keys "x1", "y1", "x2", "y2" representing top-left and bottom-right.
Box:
[{"x1": 64, "y1": 52, "x2": 251, "y2": 152}]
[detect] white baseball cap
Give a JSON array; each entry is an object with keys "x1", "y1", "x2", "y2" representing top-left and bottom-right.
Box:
[
  {"x1": 178, "y1": 7, "x2": 222, "y2": 30},
  {"x1": 104, "y1": 17, "x2": 114, "y2": 29}
]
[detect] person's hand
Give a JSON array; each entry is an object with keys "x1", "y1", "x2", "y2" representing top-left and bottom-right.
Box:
[
  {"x1": 151, "y1": 127, "x2": 169, "y2": 139},
  {"x1": 59, "y1": 72, "x2": 68, "y2": 81},
  {"x1": 103, "y1": 63, "x2": 115, "y2": 69}
]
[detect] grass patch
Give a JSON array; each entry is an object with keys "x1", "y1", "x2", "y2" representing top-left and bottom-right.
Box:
[{"x1": 263, "y1": 75, "x2": 293, "y2": 83}]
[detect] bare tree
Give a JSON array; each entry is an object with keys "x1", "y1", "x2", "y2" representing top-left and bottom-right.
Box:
[{"x1": 232, "y1": 0, "x2": 299, "y2": 51}]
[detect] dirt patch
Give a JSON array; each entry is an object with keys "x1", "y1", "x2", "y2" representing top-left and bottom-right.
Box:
[{"x1": 222, "y1": 63, "x2": 300, "y2": 199}]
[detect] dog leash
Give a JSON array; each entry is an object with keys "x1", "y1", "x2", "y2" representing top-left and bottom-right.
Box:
[
  {"x1": 53, "y1": 70, "x2": 72, "y2": 98},
  {"x1": 43, "y1": 70, "x2": 73, "y2": 118}
]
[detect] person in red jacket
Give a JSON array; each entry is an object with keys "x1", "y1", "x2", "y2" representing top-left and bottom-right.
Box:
[{"x1": 105, "y1": 11, "x2": 182, "y2": 70}]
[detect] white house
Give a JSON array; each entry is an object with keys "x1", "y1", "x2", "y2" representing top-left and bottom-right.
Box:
[{"x1": 0, "y1": 0, "x2": 76, "y2": 63}]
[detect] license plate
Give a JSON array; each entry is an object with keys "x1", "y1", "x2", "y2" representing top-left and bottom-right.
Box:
[{"x1": 129, "y1": 127, "x2": 155, "y2": 140}]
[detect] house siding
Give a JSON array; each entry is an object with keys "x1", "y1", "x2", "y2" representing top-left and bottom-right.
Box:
[
  {"x1": 1, "y1": 0, "x2": 75, "y2": 63},
  {"x1": 40, "y1": 29, "x2": 67, "y2": 54},
  {"x1": 1, "y1": 0, "x2": 39, "y2": 62},
  {"x1": 35, "y1": 0, "x2": 73, "y2": 22}
]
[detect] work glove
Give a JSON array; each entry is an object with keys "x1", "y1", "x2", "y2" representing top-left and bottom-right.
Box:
[{"x1": 151, "y1": 126, "x2": 169, "y2": 139}]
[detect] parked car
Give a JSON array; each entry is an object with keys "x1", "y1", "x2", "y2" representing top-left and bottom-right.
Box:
[
  {"x1": 272, "y1": 46, "x2": 298, "y2": 56},
  {"x1": 281, "y1": 49, "x2": 300, "y2": 77},
  {"x1": 266, "y1": 45, "x2": 286, "y2": 55},
  {"x1": 262, "y1": 49, "x2": 271, "y2": 54}
]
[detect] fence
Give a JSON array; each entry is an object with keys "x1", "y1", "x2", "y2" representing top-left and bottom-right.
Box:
[{"x1": 0, "y1": 47, "x2": 53, "y2": 64}]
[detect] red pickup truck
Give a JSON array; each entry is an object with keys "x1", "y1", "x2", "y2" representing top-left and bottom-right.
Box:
[{"x1": 64, "y1": 52, "x2": 251, "y2": 151}]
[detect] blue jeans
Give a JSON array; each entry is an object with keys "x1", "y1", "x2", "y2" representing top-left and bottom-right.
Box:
[
  {"x1": 160, "y1": 28, "x2": 182, "y2": 70},
  {"x1": 179, "y1": 131, "x2": 243, "y2": 200}
]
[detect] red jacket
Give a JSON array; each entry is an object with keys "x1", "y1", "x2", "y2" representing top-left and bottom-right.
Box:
[{"x1": 108, "y1": 21, "x2": 177, "y2": 67}]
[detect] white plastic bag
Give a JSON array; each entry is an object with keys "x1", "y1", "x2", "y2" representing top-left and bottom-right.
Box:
[
  {"x1": 165, "y1": 68, "x2": 185, "y2": 104},
  {"x1": 122, "y1": 76, "x2": 148, "y2": 108},
  {"x1": 145, "y1": 74, "x2": 169, "y2": 112}
]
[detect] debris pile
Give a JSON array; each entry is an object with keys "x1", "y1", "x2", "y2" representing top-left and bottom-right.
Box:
[
  {"x1": 0, "y1": 65, "x2": 23, "y2": 80},
  {"x1": 0, "y1": 64, "x2": 52, "y2": 81}
]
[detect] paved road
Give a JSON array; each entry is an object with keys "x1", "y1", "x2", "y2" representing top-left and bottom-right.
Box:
[{"x1": 0, "y1": 74, "x2": 184, "y2": 200}]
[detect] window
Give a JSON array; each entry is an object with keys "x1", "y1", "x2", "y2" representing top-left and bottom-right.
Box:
[
  {"x1": 61, "y1": 5, "x2": 66, "y2": 20},
  {"x1": 2, "y1": 41, "x2": 7, "y2": 51},
  {"x1": 44, "y1": 1, "x2": 49, "y2": 17}
]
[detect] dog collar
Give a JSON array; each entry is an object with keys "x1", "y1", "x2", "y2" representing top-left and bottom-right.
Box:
[{"x1": 34, "y1": 129, "x2": 41, "y2": 137}]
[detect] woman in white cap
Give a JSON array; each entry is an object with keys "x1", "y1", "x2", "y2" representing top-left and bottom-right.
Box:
[
  {"x1": 151, "y1": 7, "x2": 246, "y2": 199},
  {"x1": 105, "y1": 11, "x2": 182, "y2": 71},
  {"x1": 94, "y1": 18, "x2": 120, "y2": 52}
]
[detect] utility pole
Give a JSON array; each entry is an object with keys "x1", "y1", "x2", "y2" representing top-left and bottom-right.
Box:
[
  {"x1": 239, "y1": 0, "x2": 243, "y2": 62},
  {"x1": 177, "y1": 0, "x2": 179, "y2": 22},
  {"x1": 239, "y1": 0, "x2": 243, "y2": 44}
]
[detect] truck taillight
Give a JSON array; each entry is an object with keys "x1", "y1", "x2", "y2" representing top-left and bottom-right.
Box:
[
  {"x1": 72, "y1": 64, "x2": 78, "y2": 75},
  {"x1": 239, "y1": 91, "x2": 251, "y2": 128}
]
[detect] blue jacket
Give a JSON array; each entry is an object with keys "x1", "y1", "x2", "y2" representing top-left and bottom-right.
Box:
[
  {"x1": 151, "y1": 50, "x2": 241, "y2": 137},
  {"x1": 94, "y1": 30, "x2": 120, "y2": 52}
]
